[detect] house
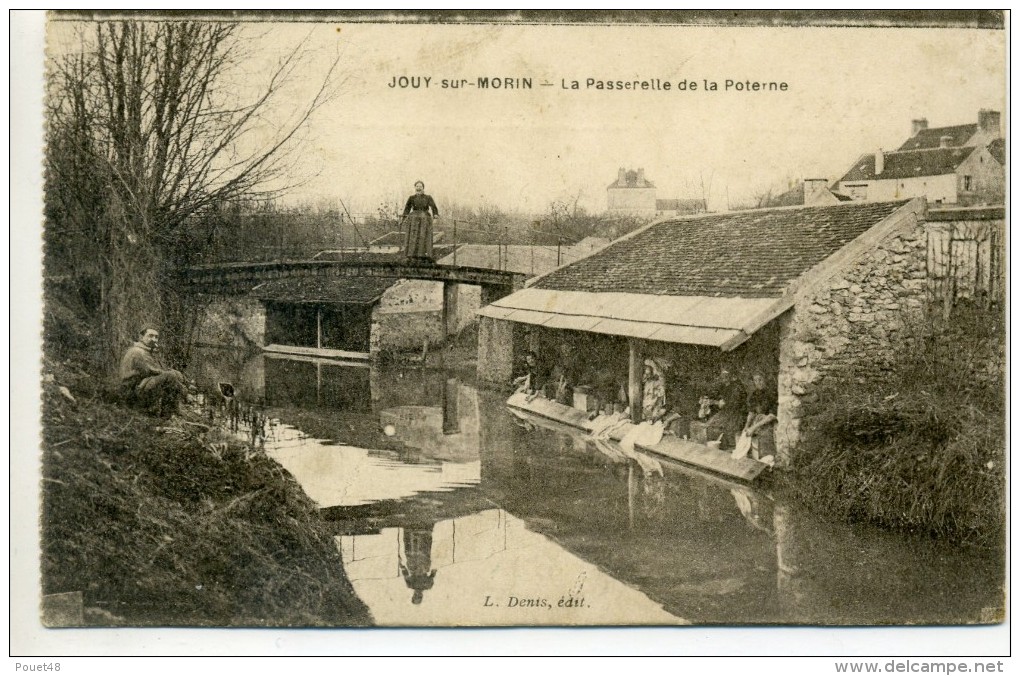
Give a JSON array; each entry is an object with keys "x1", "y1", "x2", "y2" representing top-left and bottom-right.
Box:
[
  {"x1": 607, "y1": 167, "x2": 657, "y2": 215},
  {"x1": 836, "y1": 110, "x2": 1004, "y2": 206},
  {"x1": 897, "y1": 110, "x2": 1001, "y2": 151},
  {"x1": 477, "y1": 198, "x2": 938, "y2": 466}
]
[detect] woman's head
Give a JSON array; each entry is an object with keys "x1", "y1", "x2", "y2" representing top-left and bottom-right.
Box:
[{"x1": 414, "y1": 180, "x2": 425, "y2": 192}]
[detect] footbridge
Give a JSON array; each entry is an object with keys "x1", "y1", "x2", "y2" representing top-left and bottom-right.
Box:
[
  {"x1": 182, "y1": 254, "x2": 527, "y2": 361},
  {"x1": 183, "y1": 254, "x2": 525, "y2": 302}
]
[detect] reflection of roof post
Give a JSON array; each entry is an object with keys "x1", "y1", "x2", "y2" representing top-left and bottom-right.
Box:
[
  {"x1": 628, "y1": 339, "x2": 644, "y2": 423},
  {"x1": 443, "y1": 377, "x2": 461, "y2": 435}
]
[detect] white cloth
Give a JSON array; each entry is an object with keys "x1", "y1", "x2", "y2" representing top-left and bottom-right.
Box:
[{"x1": 620, "y1": 420, "x2": 664, "y2": 453}]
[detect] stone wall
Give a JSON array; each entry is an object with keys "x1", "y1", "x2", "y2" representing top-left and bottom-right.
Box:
[
  {"x1": 371, "y1": 308, "x2": 444, "y2": 355},
  {"x1": 193, "y1": 296, "x2": 266, "y2": 349},
  {"x1": 477, "y1": 316, "x2": 519, "y2": 383},
  {"x1": 372, "y1": 279, "x2": 445, "y2": 354},
  {"x1": 775, "y1": 221, "x2": 928, "y2": 465}
]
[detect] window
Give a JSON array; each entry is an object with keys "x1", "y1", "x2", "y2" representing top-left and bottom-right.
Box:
[{"x1": 963, "y1": 175, "x2": 973, "y2": 191}]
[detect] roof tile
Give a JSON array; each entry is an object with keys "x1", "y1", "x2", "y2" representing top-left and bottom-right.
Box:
[
  {"x1": 839, "y1": 147, "x2": 976, "y2": 183},
  {"x1": 533, "y1": 200, "x2": 909, "y2": 298}
]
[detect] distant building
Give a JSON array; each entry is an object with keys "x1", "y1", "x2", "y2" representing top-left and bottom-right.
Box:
[
  {"x1": 607, "y1": 167, "x2": 656, "y2": 215},
  {"x1": 607, "y1": 167, "x2": 704, "y2": 217},
  {"x1": 836, "y1": 110, "x2": 1003, "y2": 206}
]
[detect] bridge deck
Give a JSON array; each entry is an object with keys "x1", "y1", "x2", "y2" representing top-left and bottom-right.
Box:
[{"x1": 184, "y1": 257, "x2": 526, "y2": 293}]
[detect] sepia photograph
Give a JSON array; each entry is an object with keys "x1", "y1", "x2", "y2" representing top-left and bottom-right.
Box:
[{"x1": 13, "y1": 8, "x2": 1008, "y2": 657}]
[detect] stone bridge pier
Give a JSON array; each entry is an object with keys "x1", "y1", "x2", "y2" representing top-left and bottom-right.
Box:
[{"x1": 476, "y1": 283, "x2": 525, "y2": 384}]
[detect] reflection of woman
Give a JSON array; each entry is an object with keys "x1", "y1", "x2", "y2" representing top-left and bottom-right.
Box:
[
  {"x1": 400, "y1": 526, "x2": 437, "y2": 605},
  {"x1": 402, "y1": 180, "x2": 440, "y2": 261}
]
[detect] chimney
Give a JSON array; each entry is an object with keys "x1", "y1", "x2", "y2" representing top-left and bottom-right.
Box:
[
  {"x1": 939, "y1": 135, "x2": 953, "y2": 148},
  {"x1": 617, "y1": 167, "x2": 626, "y2": 185},
  {"x1": 875, "y1": 149, "x2": 884, "y2": 176},
  {"x1": 804, "y1": 178, "x2": 829, "y2": 205},
  {"x1": 978, "y1": 109, "x2": 1001, "y2": 136},
  {"x1": 637, "y1": 168, "x2": 646, "y2": 185},
  {"x1": 911, "y1": 118, "x2": 928, "y2": 136}
]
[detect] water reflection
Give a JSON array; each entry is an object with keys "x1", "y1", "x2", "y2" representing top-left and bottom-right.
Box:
[
  {"x1": 338, "y1": 509, "x2": 683, "y2": 626},
  {"x1": 188, "y1": 347, "x2": 1004, "y2": 626}
]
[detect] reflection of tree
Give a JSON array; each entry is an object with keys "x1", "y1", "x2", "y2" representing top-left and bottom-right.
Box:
[{"x1": 400, "y1": 525, "x2": 437, "y2": 605}]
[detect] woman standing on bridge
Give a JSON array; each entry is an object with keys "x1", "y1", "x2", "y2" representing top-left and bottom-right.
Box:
[{"x1": 402, "y1": 180, "x2": 440, "y2": 262}]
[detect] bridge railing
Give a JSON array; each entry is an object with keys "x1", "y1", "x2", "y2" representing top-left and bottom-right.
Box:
[{"x1": 198, "y1": 213, "x2": 589, "y2": 278}]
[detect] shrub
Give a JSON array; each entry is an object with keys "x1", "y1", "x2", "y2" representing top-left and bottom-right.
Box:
[{"x1": 790, "y1": 301, "x2": 1005, "y2": 548}]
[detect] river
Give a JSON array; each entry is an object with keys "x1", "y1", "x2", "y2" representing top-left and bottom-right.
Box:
[{"x1": 188, "y1": 347, "x2": 1004, "y2": 627}]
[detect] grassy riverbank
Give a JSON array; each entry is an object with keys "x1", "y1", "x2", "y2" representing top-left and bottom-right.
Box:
[
  {"x1": 788, "y1": 304, "x2": 1005, "y2": 549},
  {"x1": 39, "y1": 357, "x2": 372, "y2": 627}
]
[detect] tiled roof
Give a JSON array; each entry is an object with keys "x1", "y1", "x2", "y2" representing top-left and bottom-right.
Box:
[
  {"x1": 839, "y1": 147, "x2": 976, "y2": 183},
  {"x1": 988, "y1": 138, "x2": 1005, "y2": 164},
  {"x1": 253, "y1": 276, "x2": 397, "y2": 304},
  {"x1": 533, "y1": 200, "x2": 910, "y2": 298},
  {"x1": 897, "y1": 124, "x2": 977, "y2": 150}
]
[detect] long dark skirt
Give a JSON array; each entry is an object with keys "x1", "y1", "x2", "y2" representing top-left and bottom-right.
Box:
[{"x1": 404, "y1": 212, "x2": 434, "y2": 259}]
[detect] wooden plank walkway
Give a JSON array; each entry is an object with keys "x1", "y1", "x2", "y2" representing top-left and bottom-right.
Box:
[{"x1": 506, "y1": 392, "x2": 768, "y2": 483}]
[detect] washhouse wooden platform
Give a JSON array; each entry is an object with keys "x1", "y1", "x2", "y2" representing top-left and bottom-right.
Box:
[{"x1": 505, "y1": 392, "x2": 769, "y2": 483}]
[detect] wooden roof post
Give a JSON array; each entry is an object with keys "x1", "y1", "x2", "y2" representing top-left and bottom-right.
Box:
[{"x1": 628, "y1": 339, "x2": 644, "y2": 423}]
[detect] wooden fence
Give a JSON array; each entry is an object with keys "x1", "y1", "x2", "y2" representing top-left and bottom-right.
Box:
[{"x1": 926, "y1": 207, "x2": 1005, "y2": 308}]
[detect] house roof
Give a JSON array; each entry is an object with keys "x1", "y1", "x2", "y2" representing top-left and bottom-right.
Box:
[
  {"x1": 897, "y1": 123, "x2": 977, "y2": 151},
  {"x1": 838, "y1": 147, "x2": 977, "y2": 183},
  {"x1": 480, "y1": 199, "x2": 919, "y2": 349},
  {"x1": 369, "y1": 230, "x2": 445, "y2": 246},
  {"x1": 436, "y1": 243, "x2": 605, "y2": 277},
  {"x1": 532, "y1": 200, "x2": 910, "y2": 298},
  {"x1": 480, "y1": 290, "x2": 775, "y2": 347},
  {"x1": 988, "y1": 138, "x2": 1005, "y2": 164},
  {"x1": 252, "y1": 276, "x2": 397, "y2": 304},
  {"x1": 369, "y1": 231, "x2": 405, "y2": 246}
]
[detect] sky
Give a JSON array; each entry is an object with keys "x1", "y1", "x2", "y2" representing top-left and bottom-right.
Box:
[{"x1": 45, "y1": 19, "x2": 1005, "y2": 215}]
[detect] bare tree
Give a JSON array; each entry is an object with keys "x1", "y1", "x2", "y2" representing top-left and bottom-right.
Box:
[{"x1": 45, "y1": 20, "x2": 340, "y2": 366}]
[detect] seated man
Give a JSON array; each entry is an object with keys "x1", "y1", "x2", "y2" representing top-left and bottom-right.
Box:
[{"x1": 119, "y1": 327, "x2": 189, "y2": 418}]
